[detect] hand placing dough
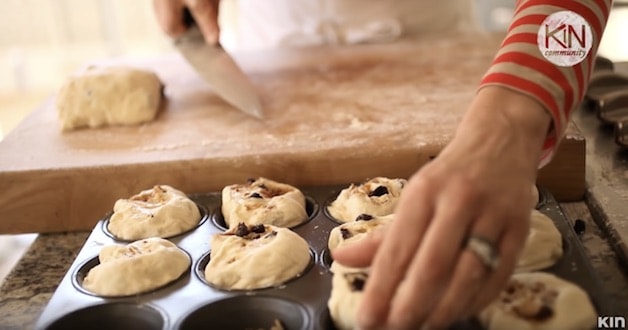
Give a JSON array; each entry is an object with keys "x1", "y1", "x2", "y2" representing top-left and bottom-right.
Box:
[
  {"x1": 332, "y1": 86, "x2": 552, "y2": 329},
  {"x1": 153, "y1": 0, "x2": 220, "y2": 44}
]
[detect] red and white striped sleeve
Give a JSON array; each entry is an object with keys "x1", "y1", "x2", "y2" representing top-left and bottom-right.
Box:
[{"x1": 478, "y1": 0, "x2": 612, "y2": 166}]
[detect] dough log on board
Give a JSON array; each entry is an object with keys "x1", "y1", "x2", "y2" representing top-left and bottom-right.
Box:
[{"x1": 56, "y1": 66, "x2": 163, "y2": 131}]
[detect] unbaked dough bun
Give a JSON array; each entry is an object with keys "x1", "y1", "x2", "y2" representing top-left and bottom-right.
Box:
[
  {"x1": 328, "y1": 214, "x2": 393, "y2": 251},
  {"x1": 327, "y1": 177, "x2": 406, "y2": 223},
  {"x1": 56, "y1": 66, "x2": 163, "y2": 131},
  {"x1": 328, "y1": 262, "x2": 369, "y2": 330},
  {"x1": 107, "y1": 185, "x2": 201, "y2": 241},
  {"x1": 221, "y1": 177, "x2": 307, "y2": 229},
  {"x1": 204, "y1": 223, "x2": 311, "y2": 290},
  {"x1": 479, "y1": 272, "x2": 596, "y2": 330},
  {"x1": 516, "y1": 210, "x2": 563, "y2": 272},
  {"x1": 82, "y1": 238, "x2": 190, "y2": 296}
]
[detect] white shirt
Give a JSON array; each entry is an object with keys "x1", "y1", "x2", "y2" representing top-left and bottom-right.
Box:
[{"x1": 220, "y1": 0, "x2": 478, "y2": 51}]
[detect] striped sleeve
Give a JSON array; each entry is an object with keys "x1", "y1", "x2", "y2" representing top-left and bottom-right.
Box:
[{"x1": 478, "y1": 0, "x2": 612, "y2": 167}]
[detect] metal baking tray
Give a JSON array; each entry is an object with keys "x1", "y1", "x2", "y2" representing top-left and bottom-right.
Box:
[
  {"x1": 35, "y1": 184, "x2": 614, "y2": 330},
  {"x1": 585, "y1": 72, "x2": 628, "y2": 107}
]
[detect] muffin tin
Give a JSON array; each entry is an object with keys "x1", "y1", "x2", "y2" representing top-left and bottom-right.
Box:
[
  {"x1": 585, "y1": 56, "x2": 628, "y2": 148},
  {"x1": 35, "y1": 184, "x2": 613, "y2": 330}
]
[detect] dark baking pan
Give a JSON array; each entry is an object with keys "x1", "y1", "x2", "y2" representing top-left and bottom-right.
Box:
[
  {"x1": 593, "y1": 55, "x2": 615, "y2": 73},
  {"x1": 585, "y1": 71, "x2": 628, "y2": 106},
  {"x1": 595, "y1": 90, "x2": 628, "y2": 125}
]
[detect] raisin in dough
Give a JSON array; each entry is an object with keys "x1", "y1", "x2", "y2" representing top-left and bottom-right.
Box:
[
  {"x1": 108, "y1": 185, "x2": 201, "y2": 240},
  {"x1": 516, "y1": 210, "x2": 563, "y2": 272},
  {"x1": 221, "y1": 178, "x2": 307, "y2": 229},
  {"x1": 82, "y1": 238, "x2": 190, "y2": 296},
  {"x1": 479, "y1": 272, "x2": 596, "y2": 330},
  {"x1": 204, "y1": 223, "x2": 311, "y2": 290},
  {"x1": 56, "y1": 66, "x2": 163, "y2": 131},
  {"x1": 328, "y1": 262, "x2": 369, "y2": 330},
  {"x1": 328, "y1": 214, "x2": 393, "y2": 251},
  {"x1": 327, "y1": 177, "x2": 406, "y2": 223}
]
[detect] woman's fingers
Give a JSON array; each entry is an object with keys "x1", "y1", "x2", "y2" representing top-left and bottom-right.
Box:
[
  {"x1": 153, "y1": 0, "x2": 220, "y2": 44},
  {"x1": 466, "y1": 224, "x2": 528, "y2": 317},
  {"x1": 332, "y1": 225, "x2": 386, "y2": 268},
  {"x1": 153, "y1": 0, "x2": 187, "y2": 37},
  {"x1": 424, "y1": 214, "x2": 507, "y2": 329},
  {"x1": 184, "y1": 0, "x2": 220, "y2": 44},
  {"x1": 382, "y1": 177, "x2": 484, "y2": 328},
  {"x1": 352, "y1": 175, "x2": 435, "y2": 328}
]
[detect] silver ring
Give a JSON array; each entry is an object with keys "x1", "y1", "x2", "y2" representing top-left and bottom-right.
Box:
[{"x1": 465, "y1": 235, "x2": 500, "y2": 271}]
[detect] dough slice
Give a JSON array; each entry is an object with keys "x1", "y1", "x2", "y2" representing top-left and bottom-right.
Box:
[
  {"x1": 328, "y1": 213, "x2": 393, "y2": 251},
  {"x1": 327, "y1": 177, "x2": 406, "y2": 223},
  {"x1": 479, "y1": 272, "x2": 596, "y2": 330},
  {"x1": 107, "y1": 185, "x2": 201, "y2": 240},
  {"x1": 56, "y1": 66, "x2": 163, "y2": 131},
  {"x1": 328, "y1": 262, "x2": 369, "y2": 330},
  {"x1": 221, "y1": 177, "x2": 307, "y2": 228},
  {"x1": 516, "y1": 210, "x2": 563, "y2": 272},
  {"x1": 83, "y1": 237, "x2": 190, "y2": 296},
  {"x1": 204, "y1": 223, "x2": 311, "y2": 290}
]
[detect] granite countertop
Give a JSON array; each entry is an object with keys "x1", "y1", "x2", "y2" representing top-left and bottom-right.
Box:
[{"x1": 0, "y1": 232, "x2": 88, "y2": 329}]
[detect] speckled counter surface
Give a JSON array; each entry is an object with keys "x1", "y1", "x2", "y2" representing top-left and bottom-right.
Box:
[
  {"x1": 0, "y1": 232, "x2": 89, "y2": 330},
  {"x1": 0, "y1": 202, "x2": 627, "y2": 329}
]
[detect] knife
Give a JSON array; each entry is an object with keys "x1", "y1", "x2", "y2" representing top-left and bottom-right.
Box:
[{"x1": 174, "y1": 10, "x2": 264, "y2": 119}]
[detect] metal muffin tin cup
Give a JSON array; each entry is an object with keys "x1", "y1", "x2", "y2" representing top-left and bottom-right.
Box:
[
  {"x1": 584, "y1": 57, "x2": 628, "y2": 149},
  {"x1": 36, "y1": 184, "x2": 613, "y2": 330}
]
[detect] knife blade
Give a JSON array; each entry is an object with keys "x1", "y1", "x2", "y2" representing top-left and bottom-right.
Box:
[{"x1": 174, "y1": 22, "x2": 263, "y2": 119}]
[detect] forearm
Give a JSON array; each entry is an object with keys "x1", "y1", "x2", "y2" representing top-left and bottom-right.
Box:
[{"x1": 478, "y1": 0, "x2": 612, "y2": 165}]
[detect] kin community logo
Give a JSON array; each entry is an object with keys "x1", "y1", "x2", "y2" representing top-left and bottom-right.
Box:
[
  {"x1": 598, "y1": 316, "x2": 626, "y2": 329},
  {"x1": 537, "y1": 10, "x2": 593, "y2": 67}
]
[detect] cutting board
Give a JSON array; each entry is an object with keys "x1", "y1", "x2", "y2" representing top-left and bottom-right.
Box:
[{"x1": 0, "y1": 33, "x2": 584, "y2": 233}]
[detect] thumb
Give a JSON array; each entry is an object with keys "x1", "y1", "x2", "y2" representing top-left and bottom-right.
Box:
[
  {"x1": 153, "y1": 0, "x2": 187, "y2": 38},
  {"x1": 331, "y1": 226, "x2": 387, "y2": 268}
]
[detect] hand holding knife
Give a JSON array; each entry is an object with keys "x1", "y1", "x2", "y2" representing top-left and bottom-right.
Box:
[{"x1": 154, "y1": 0, "x2": 264, "y2": 119}]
